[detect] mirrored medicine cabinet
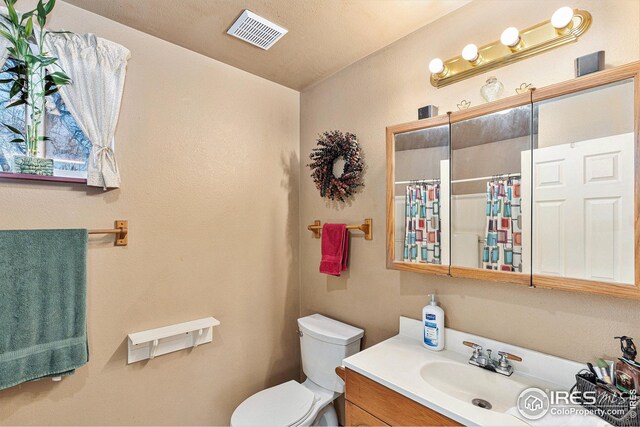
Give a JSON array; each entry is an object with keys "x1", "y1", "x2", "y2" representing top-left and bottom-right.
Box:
[{"x1": 386, "y1": 61, "x2": 640, "y2": 299}]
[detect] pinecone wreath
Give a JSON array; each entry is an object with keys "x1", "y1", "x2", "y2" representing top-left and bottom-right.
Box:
[{"x1": 307, "y1": 130, "x2": 364, "y2": 202}]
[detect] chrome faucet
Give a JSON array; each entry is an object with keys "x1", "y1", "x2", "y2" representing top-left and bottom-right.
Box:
[{"x1": 463, "y1": 341, "x2": 522, "y2": 376}]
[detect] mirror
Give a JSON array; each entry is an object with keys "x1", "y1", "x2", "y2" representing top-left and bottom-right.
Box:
[
  {"x1": 533, "y1": 79, "x2": 635, "y2": 286},
  {"x1": 386, "y1": 62, "x2": 640, "y2": 297},
  {"x1": 393, "y1": 124, "x2": 450, "y2": 267},
  {"x1": 450, "y1": 105, "x2": 532, "y2": 282}
]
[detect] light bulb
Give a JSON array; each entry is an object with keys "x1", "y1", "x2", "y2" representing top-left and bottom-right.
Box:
[
  {"x1": 551, "y1": 6, "x2": 574, "y2": 30},
  {"x1": 461, "y1": 44, "x2": 479, "y2": 62},
  {"x1": 429, "y1": 58, "x2": 445, "y2": 74},
  {"x1": 500, "y1": 27, "x2": 521, "y2": 48}
]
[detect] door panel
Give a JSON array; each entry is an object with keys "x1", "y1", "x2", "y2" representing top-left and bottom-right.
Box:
[{"x1": 532, "y1": 134, "x2": 633, "y2": 283}]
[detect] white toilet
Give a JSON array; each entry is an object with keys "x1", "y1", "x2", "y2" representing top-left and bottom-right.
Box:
[{"x1": 231, "y1": 314, "x2": 364, "y2": 426}]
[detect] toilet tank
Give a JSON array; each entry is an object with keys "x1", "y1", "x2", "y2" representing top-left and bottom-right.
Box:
[{"x1": 298, "y1": 314, "x2": 364, "y2": 393}]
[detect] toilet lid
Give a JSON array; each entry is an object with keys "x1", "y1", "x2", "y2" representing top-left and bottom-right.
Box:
[{"x1": 231, "y1": 381, "x2": 316, "y2": 427}]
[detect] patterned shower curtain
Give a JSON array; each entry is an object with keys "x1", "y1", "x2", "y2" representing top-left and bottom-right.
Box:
[
  {"x1": 404, "y1": 182, "x2": 441, "y2": 264},
  {"x1": 482, "y1": 178, "x2": 522, "y2": 272}
]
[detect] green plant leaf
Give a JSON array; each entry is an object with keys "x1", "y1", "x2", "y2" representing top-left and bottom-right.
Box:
[
  {"x1": 44, "y1": 0, "x2": 56, "y2": 15},
  {"x1": 37, "y1": 0, "x2": 46, "y2": 16},
  {"x1": 37, "y1": 1, "x2": 47, "y2": 27},
  {"x1": 38, "y1": 55, "x2": 58, "y2": 66},
  {"x1": 9, "y1": 80, "x2": 22, "y2": 98},
  {"x1": 48, "y1": 71, "x2": 71, "y2": 86},
  {"x1": 0, "y1": 20, "x2": 15, "y2": 34},
  {"x1": 6, "y1": 98, "x2": 27, "y2": 108},
  {"x1": 48, "y1": 70, "x2": 69, "y2": 78},
  {"x1": 7, "y1": 1, "x2": 19, "y2": 27},
  {"x1": 24, "y1": 54, "x2": 57, "y2": 66},
  {"x1": 24, "y1": 53, "x2": 37, "y2": 66},
  {"x1": 0, "y1": 78, "x2": 13, "y2": 83},
  {"x1": 16, "y1": 38, "x2": 29, "y2": 56},
  {"x1": 0, "y1": 29, "x2": 17, "y2": 46},
  {"x1": 4, "y1": 123, "x2": 24, "y2": 136},
  {"x1": 24, "y1": 18, "x2": 33, "y2": 38},
  {"x1": 10, "y1": 138, "x2": 24, "y2": 143}
]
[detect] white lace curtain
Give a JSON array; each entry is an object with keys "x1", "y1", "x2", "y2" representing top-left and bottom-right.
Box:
[
  {"x1": 45, "y1": 33, "x2": 130, "y2": 189},
  {"x1": 0, "y1": 10, "x2": 130, "y2": 188}
]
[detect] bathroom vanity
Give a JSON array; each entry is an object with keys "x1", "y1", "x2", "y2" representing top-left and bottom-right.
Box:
[
  {"x1": 341, "y1": 369, "x2": 460, "y2": 426},
  {"x1": 387, "y1": 61, "x2": 640, "y2": 299},
  {"x1": 338, "y1": 317, "x2": 604, "y2": 426}
]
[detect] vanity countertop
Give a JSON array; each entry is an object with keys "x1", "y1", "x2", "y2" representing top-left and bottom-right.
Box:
[{"x1": 342, "y1": 317, "x2": 608, "y2": 426}]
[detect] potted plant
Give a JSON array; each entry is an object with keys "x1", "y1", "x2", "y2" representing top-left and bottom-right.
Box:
[{"x1": 0, "y1": 0, "x2": 70, "y2": 175}]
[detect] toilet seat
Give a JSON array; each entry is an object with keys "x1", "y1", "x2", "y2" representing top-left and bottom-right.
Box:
[{"x1": 231, "y1": 381, "x2": 316, "y2": 427}]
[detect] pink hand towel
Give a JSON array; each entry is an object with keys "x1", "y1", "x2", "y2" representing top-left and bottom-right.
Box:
[{"x1": 319, "y1": 224, "x2": 349, "y2": 276}]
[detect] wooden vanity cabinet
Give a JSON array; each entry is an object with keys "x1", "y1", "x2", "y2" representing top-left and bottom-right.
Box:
[
  {"x1": 339, "y1": 367, "x2": 461, "y2": 426},
  {"x1": 346, "y1": 401, "x2": 388, "y2": 426}
]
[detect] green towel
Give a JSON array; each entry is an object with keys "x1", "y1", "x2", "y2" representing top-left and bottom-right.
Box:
[{"x1": 0, "y1": 229, "x2": 89, "y2": 390}]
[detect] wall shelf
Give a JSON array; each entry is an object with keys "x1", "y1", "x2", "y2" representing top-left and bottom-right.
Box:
[
  {"x1": 127, "y1": 317, "x2": 220, "y2": 364},
  {"x1": 0, "y1": 171, "x2": 87, "y2": 184}
]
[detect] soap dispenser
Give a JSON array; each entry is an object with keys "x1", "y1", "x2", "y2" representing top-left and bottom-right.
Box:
[{"x1": 423, "y1": 294, "x2": 445, "y2": 351}]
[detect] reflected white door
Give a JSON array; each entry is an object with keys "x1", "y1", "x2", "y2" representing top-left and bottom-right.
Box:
[{"x1": 531, "y1": 133, "x2": 634, "y2": 284}]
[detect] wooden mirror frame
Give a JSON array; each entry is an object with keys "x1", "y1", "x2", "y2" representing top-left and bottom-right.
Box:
[
  {"x1": 386, "y1": 61, "x2": 640, "y2": 299},
  {"x1": 386, "y1": 114, "x2": 450, "y2": 276},
  {"x1": 530, "y1": 62, "x2": 640, "y2": 299}
]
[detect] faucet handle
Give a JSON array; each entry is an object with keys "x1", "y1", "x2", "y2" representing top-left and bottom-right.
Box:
[
  {"x1": 498, "y1": 351, "x2": 522, "y2": 363},
  {"x1": 463, "y1": 341, "x2": 482, "y2": 350},
  {"x1": 463, "y1": 341, "x2": 483, "y2": 358}
]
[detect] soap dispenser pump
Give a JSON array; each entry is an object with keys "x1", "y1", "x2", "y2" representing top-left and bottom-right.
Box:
[{"x1": 422, "y1": 294, "x2": 445, "y2": 351}]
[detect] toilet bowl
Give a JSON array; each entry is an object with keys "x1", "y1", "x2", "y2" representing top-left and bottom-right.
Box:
[
  {"x1": 231, "y1": 314, "x2": 364, "y2": 426},
  {"x1": 230, "y1": 378, "x2": 338, "y2": 426}
]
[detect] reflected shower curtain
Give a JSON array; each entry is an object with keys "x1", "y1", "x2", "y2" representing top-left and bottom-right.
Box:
[
  {"x1": 404, "y1": 182, "x2": 441, "y2": 264},
  {"x1": 482, "y1": 178, "x2": 522, "y2": 272}
]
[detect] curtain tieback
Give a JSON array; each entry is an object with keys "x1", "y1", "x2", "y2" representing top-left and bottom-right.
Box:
[
  {"x1": 93, "y1": 145, "x2": 115, "y2": 167},
  {"x1": 93, "y1": 145, "x2": 120, "y2": 185}
]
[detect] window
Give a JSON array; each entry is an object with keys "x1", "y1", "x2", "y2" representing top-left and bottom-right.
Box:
[{"x1": 0, "y1": 58, "x2": 91, "y2": 178}]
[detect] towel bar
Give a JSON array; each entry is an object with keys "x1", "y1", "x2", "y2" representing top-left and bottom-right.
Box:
[
  {"x1": 89, "y1": 220, "x2": 128, "y2": 246},
  {"x1": 307, "y1": 218, "x2": 372, "y2": 240}
]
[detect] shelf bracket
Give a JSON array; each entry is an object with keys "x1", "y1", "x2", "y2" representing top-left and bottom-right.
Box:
[{"x1": 149, "y1": 339, "x2": 159, "y2": 360}]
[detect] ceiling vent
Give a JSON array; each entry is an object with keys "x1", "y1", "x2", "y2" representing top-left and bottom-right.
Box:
[{"x1": 227, "y1": 10, "x2": 288, "y2": 50}]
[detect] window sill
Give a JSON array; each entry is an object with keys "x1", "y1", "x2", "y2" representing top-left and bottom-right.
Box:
[{"x1": 0, "y1": 171, "x2": 87, "y2": 184}]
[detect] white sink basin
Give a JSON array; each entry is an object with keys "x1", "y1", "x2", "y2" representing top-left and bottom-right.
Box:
[
  {"x1": 343, "y1": 318, "x2": 607, "y2": 426},
  {"x1": 420, "y1": 361, "x2": 530, "y2": 413}
]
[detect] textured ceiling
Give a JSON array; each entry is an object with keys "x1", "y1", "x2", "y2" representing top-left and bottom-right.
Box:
[{"x1": 63, "y1": 0, "x2": 470, "y2": 91}]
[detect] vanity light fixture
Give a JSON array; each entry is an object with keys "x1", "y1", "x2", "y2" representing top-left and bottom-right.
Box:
[
  {"x1": 428, "y1": 58, "x2": 446, "y2": 76},
  {"x1": 500, "y1": 27, "x2": 522, "y2": 50},
  {"x1": 428, "y1": 7, "x2": 592, "y2": 88},
  {"x1": 551, "y1": 6, "x2": 575, "y2": 32},
  {"x1": 461, "y1": 44, "x2": 481, "y2": 64}
]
